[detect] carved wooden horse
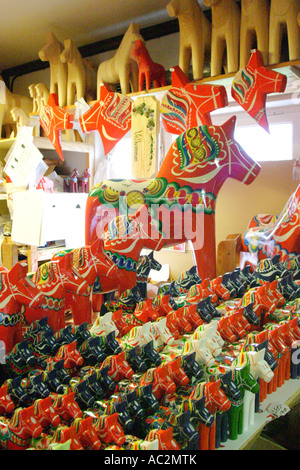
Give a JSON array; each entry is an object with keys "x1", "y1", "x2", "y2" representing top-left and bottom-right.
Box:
[
  {"x1": 0, "y1": 405, "x2": 43, "y2": 450},
  {"x1": 161, "y1": 65, "x2": 228, "y2": 133},
  {"x1": 23, "y1": 253, "x2": 89, "y2": 332},
  {"x1": 60, "y1": 38, "x2": 86, "y2": 106},
  {"x1": 231, "y1": 49, "x2": 287, "y2": 133},
  {"x1": 39, "y1": 32, "x2": 68, "y2": 107},
  {"x1": 136, "y1": 251, "x2": 162, "y2": 298},
  {"x1": 52, "y1": 238, "x2": 118, "y2": 325},
  {"x1": 167, "y1": 0, "x2": 211, "y2": 80},
  {"x1": 131, "y1": 39, "x2": 166, "y2": 91},
  {"x1": 0, "y1": 76, "x2": 32, "y2": 138},
  {"x1": 0, "y1": 262, "x2": 45, "y2": 353},
  {"x1": 85, "y1": 117, "x2": 260, "y2": 280},
  {"x1": 97, "y1": 23, "x2": 142, "y2": 96}
]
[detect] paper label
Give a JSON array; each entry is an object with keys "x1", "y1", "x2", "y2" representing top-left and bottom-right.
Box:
[{"x1": 266, "y1": 402, "x2": 290, "y2": 418}]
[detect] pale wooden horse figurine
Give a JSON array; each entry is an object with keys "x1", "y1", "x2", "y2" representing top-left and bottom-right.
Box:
[
  {"x1": 60, "y1": 39, "x2": 86, "y2": 106},
  {"x1": 269, "y1": 0, "x2": 300, "y2": 64},
  {"x1": 203, "y1": 0, "x2": 241, "y2": 76},
  {"x1": 131, "y1": 39, "x2": 166, "y2": 91},
  {"x1": 39, "y1": 32, "x2": 68, "y2": 107},
  {"x1": 240, "y1": 0, "x2": 270, "y2": 68},
  {"x1": 28, "y1": 84, "x2": 40, "y2": 114},
  {"x1": 97, "y1": 23, "x2": 142, "y2": 97},
  {"x1": 35, "y1": 83, "x2": 50, "y2": 112},
  {"x1": 167, "y1": 0, "x2": 211, "y2": 80},
  {"x1": 10, "y1": 108, "x2": 40, "y2": 136},
  {"x1": 0, "y1": 76, "x2": 32, "y2": 138}
]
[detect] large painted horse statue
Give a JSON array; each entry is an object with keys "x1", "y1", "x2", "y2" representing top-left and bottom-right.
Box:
[
  {"x1": 242, "y1": 184, "x2": 300, "y2": 264},
  {"x1": 0, "y1": 262, "x2": 45, "y2": 354},
  {"x1": 85, "y1": 117, "x2": 260, "y2": 280}
]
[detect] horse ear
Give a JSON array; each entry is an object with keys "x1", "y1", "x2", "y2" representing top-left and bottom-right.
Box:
[
  {"x1": 8, "y1": 262, "x2": 28, "y2": 283},
  {"x1": 247, "y1": 49, "x2": 264, "y2": 69},
  {"x1": 47, "y1": 93, "x2": 60, "y2": 107},
  {"x1": 221, "y1": 116, "x2": 236, "y2": 139},
  {"x1": 170, "y1": 65, "x2": 189, "y2": 87}
]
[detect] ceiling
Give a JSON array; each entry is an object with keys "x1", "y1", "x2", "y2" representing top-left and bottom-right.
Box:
[{"x1": 0, "y1": 0, "x2": 206, "y2": 72}]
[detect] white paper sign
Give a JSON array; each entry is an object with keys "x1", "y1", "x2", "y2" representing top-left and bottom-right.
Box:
[{"x1": 4, "y1": 127, "x2": 47, "y2": 187}]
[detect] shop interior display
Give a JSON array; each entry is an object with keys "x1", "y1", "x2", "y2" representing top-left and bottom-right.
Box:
[
  {"x1": 0, "y1": 252, "x2": 300, "y2": 450},
  {"x1": 0, "y1": 0, "x2": 300, "y2": 452}
]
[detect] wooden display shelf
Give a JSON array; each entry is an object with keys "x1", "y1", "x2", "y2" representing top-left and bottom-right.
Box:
[
  {"x1": 17, "y1": 243, "x2": 66, "y2": 273},
  {"x1": 220, "y1": 377, "x2": 300, "y2": 450}
]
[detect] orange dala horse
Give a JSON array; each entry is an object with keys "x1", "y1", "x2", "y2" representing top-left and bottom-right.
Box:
[{"x1": 85, "y1": 117, "x2": 260, "y2": 281}]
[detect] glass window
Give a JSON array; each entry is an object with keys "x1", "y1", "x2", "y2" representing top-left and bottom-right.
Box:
[{"x1": 234, "y1": 122, "x2": 293, "y2": 161}]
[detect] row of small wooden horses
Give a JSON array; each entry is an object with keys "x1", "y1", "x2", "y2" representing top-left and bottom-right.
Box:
[{"x1": 1, "y1": 261, "x2": 299, "y2": 449}]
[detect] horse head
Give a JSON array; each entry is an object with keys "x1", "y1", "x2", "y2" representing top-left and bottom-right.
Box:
[
  {"x1": 54, "y1": 341, "x2": 84, "y2": 370},
  {"x1": 231, "y1": 49, "x2": 287, "y2": 132},
  {"x1": 90, "y1": 312, "x2": 119, "y2": 337},
  {"x1": 95, "y1": 412, "x2": 126, "y2": 446},
  {"x1": 246, "y1": 349, "x2": 274, "y2": 383},
  {"x1": 158, "y1": 117, "x2": 260, "y2": 194},
  {"x1": 9, "y1": 405, "x2": 43, "y2": 441},
  {"x1": 180, "y1": 351, "x2": 204, "y2": 382},
  {"x1": 0, "y1": 382, "x2": 15, "y2": 414},
  {"x1": 53, "y1": 391, "x2": 82, "y2": 421},
  {"x1": 183, "y1": 338, "x2": 214, "y2": 367},
  {"x1": 72, "y1": 416, "x2": 101, "y2": 450},
  {"x1": 146, "y1": 426, "x2": 180, "y2": 450},
  {"x1": 137, "y1": 383, "x2": 160, "y2": 413},
  {"x1": 166, "y1": 357, "x2": 190, "y2": 386},
  {"x1": 34, "y1": 396, "x2": 61, "y2": 428},
  {"x1": 200, "y1": 379, "x2": 231, "y2": 415}
]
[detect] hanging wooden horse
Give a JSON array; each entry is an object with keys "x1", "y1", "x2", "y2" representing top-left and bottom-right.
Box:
[
  {"x1": 161, "y1": 65, "x2": 228, "y2": 134},
  {"x1": 79, "y1": 83, "x2": 132, "y2": 155},
  {"x1": 231, "y1": 49, "x2": 287, "y2": 133}
]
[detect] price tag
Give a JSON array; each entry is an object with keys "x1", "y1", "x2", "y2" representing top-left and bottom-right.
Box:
[{"x1": 266, "y1": 402, "x2": 290, "y2": 418}]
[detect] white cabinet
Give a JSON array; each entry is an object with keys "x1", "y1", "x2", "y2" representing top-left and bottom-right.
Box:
[{"x1": 11, "y1": 191, "x2": 87, "y2": 248}]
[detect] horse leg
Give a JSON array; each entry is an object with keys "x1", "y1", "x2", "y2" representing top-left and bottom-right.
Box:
[
  {"x1": 286, "y1": 14, "x2": 300, "y2": 61},
  {"x1": 269, "y1": 16, "x2": 282, "y2": 64},
  {"x1": 198, "y1": 422, "x2": 210, "y2": 450},
  {"x1": 139, "y1": 72, "x2": 145, "y2": 92},
  {"x1": 209, "y1": 421, "x2": 216, "y2": 450},
  {"x1": 225, "y1": 28, "x2": 240, "y2": 74},
  {"x1": 192, "y1": 214, "x2": 217, "y2": 280},
  {"x1": 179, "y1": 45, "x2": 191, "y2": 78}
]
